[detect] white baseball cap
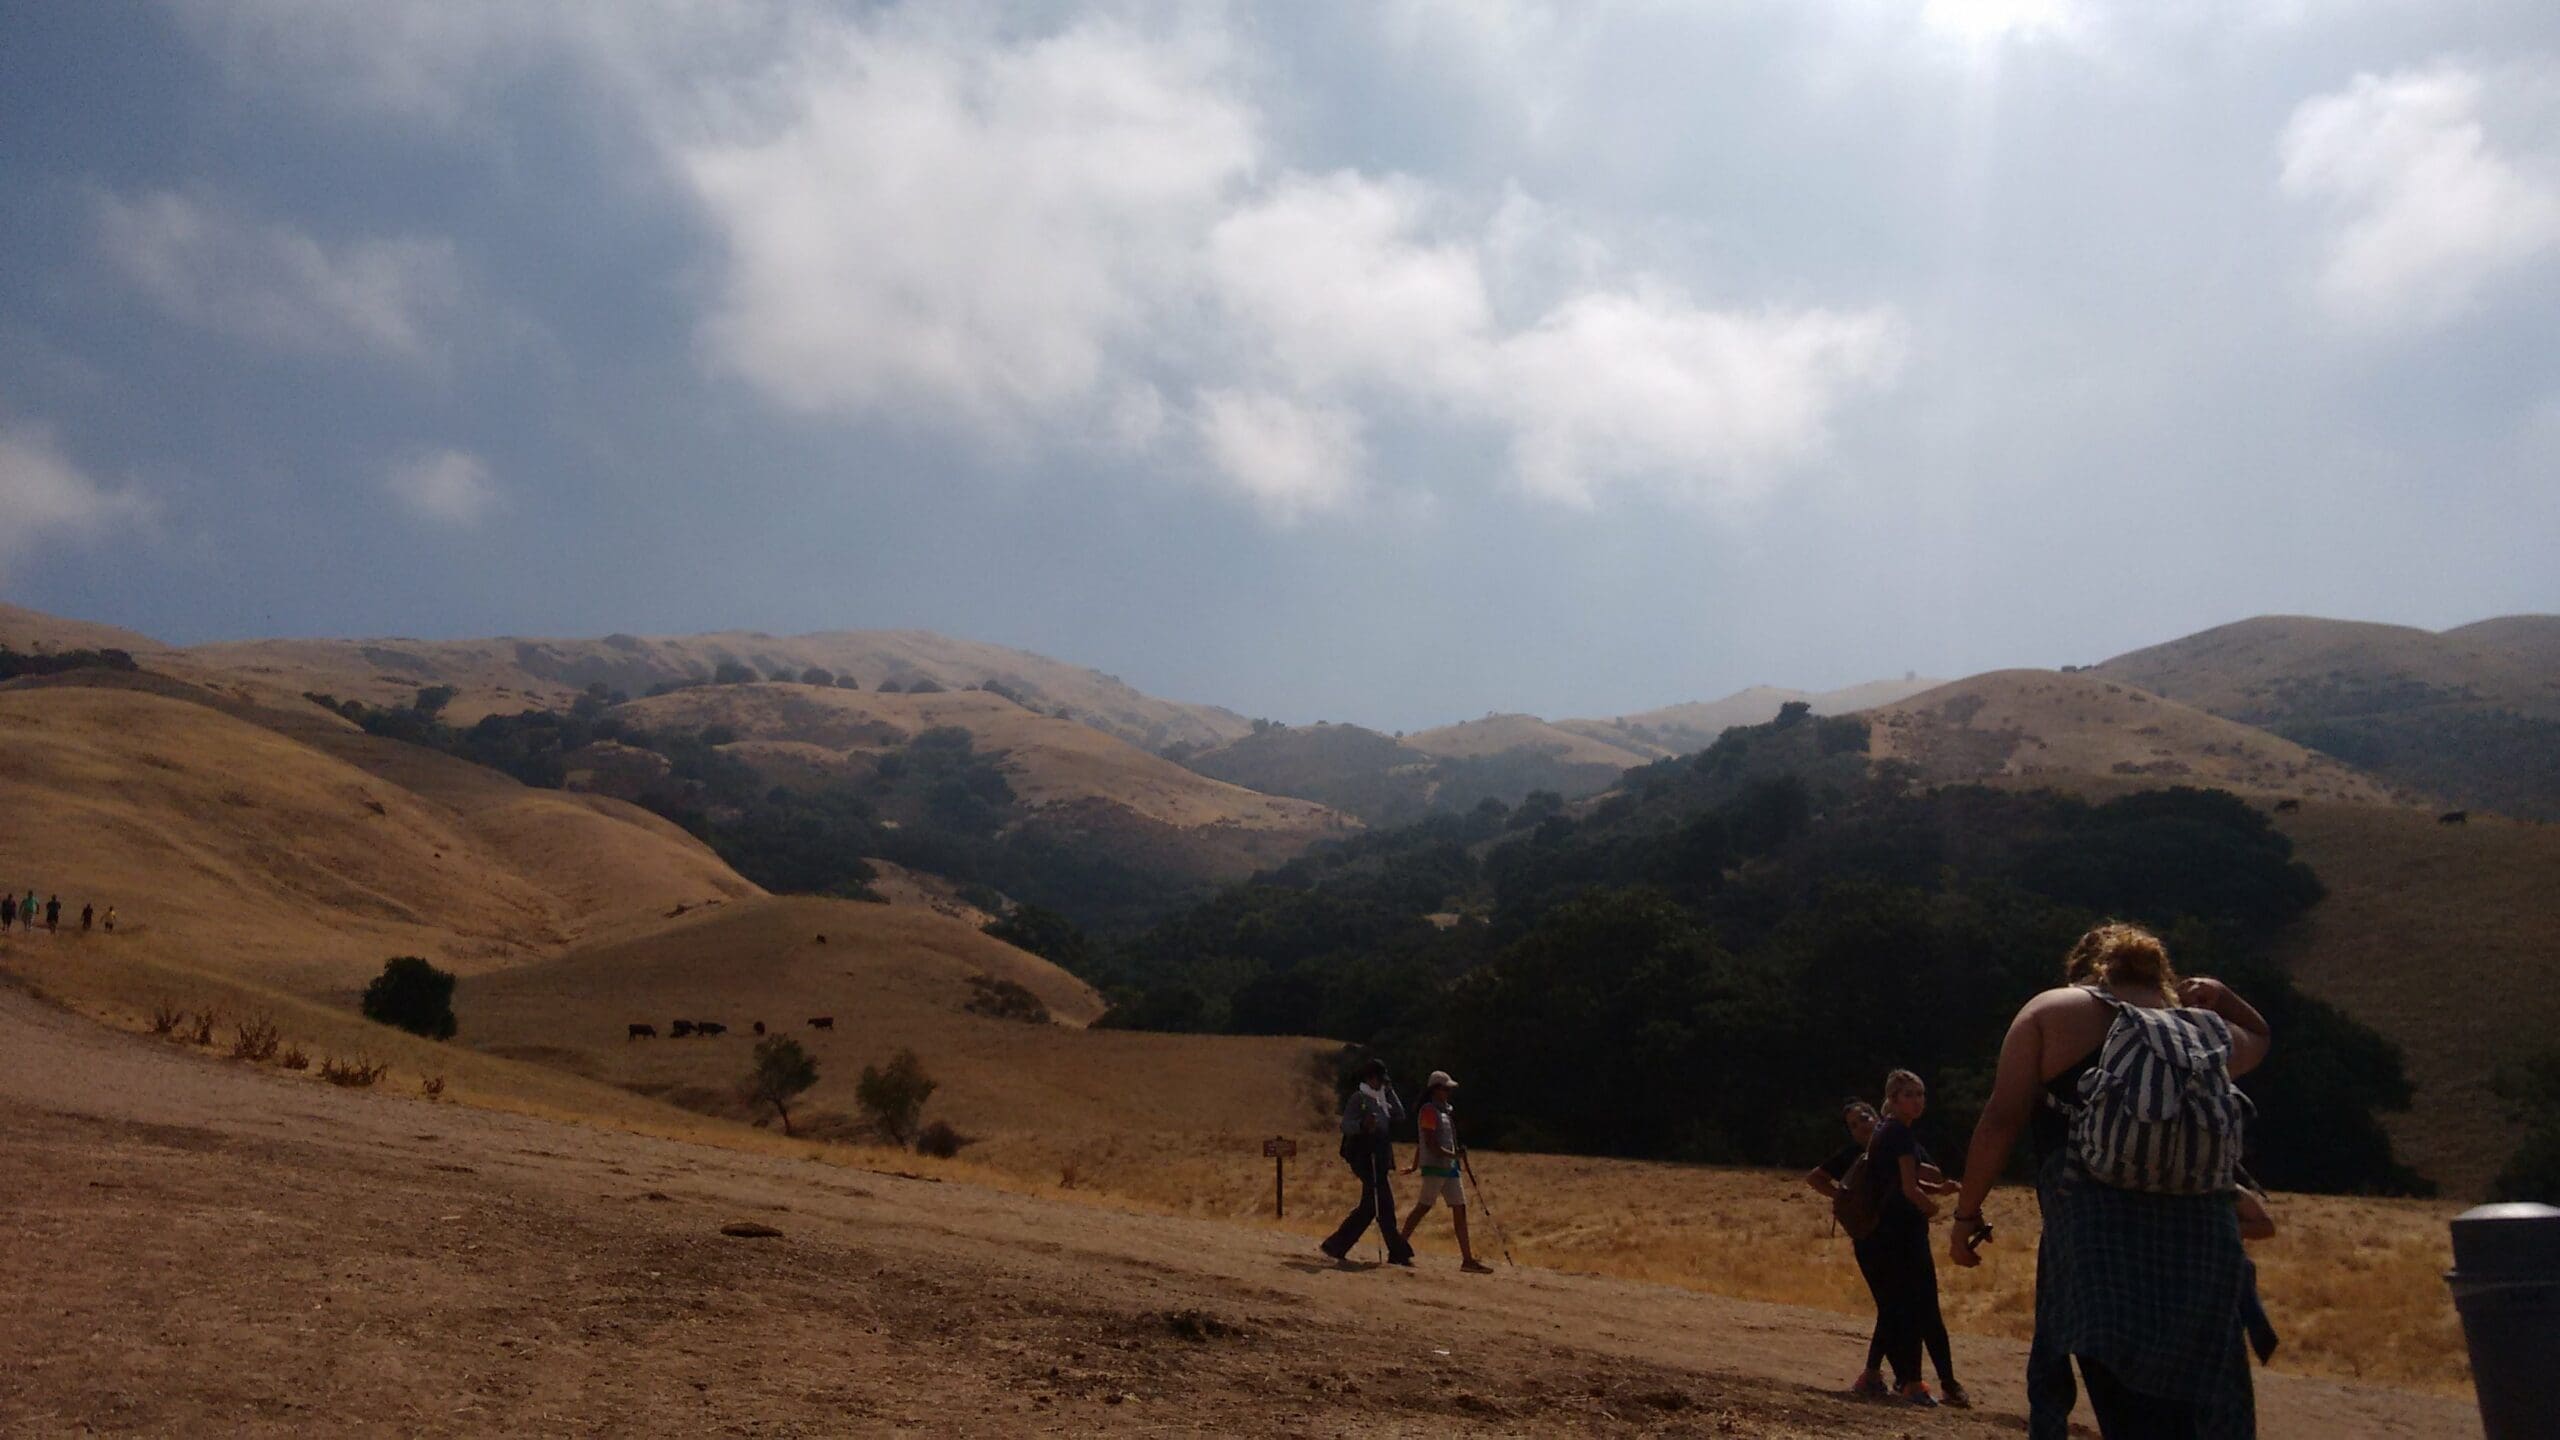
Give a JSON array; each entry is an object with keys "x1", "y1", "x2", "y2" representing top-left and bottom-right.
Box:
[{"x1": 1426, "y1": 1070, "x2": 1459, "y2": 1091}]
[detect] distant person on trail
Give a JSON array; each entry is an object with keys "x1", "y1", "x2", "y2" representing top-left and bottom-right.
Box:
[
  {"x1": 102, "y1": 906, "x2": 116, "y2": 933},
  {"x1": 1399, "y1": 1070, "x2": 1492, "y2": 1273},
  {"x1": 1, "y1": 894, "x2": 15, "y2": 931},
  {"x1": 44, "y1": 895, "x2": 60, "y2": 932},
  {"x1": 1950, "y1": 922, "x2": 2272, "y2": 1440},
  {"x1": 80, "y1": 903, "x2": 93, "y2": 933},
  {"x1": 1320, "y1": 1058, "x2": 1416, "y2": 1268}
]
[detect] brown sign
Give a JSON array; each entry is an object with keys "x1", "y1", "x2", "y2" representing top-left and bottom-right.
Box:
[{"x1": 1262, "y1": 1136, "x2": 1299, "y2": 1159}]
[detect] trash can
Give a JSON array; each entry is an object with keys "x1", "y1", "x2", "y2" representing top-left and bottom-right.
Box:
[{"x1": 2447, "y1": 1202, "x2": 2560, "y2": 1440}]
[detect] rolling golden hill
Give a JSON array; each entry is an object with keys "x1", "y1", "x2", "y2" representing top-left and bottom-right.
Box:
[
  {"x1": 1567, "y1": 676, "x2": 1948, "y2": 757},
  {"x1": 618, "y1": 682, "x2": 1356, "y2": 879},
  {"x1": 166, "y1": 624, "x2": 1249, "y2": 748},
  {"x1": 0, "y1": 601, "x2": 164, "y2": 655},
  {"x1": 1866, "y1": 669, "x2": 2403, "y2": 804}
]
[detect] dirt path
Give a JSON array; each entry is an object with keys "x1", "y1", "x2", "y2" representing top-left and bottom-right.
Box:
[{"x1": 0, "y1": 989, "x2": 2476, "y2": 1437}]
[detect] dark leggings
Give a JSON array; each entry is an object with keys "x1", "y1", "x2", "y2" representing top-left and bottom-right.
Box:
[
  {"x1": 1854, "y1": 1228, "x2": 1954, "y2": 1388},
  {"x1": 1321, "y1": 1138, "x2": 1414, "y2": 1262}
]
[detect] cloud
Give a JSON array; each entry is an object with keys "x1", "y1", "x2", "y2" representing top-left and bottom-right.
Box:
[
  {"x1": 2280, "y1": 63, "x2": 2560, "y2": 328},
  {"x1": 1194, "y1": 390, "x2": 1367, "y2": 524},
  {"x1": 385, "y1": 449, "x2": 501, "y2": 527},
  {"x1": 93, "y1": 190, "x2": 462, "y2": 363},
  {"x1": 0, "y1": 422, "x2": 152, "y2": 574},
  {"x1": 679, "y1": 15, "x2": 1255, "y2": 426}
]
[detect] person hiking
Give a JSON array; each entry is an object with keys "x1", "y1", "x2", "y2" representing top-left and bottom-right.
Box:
[
  {"x1": 102, "y1": 905, "x2": 116, "y2": 933},
  {"x1": 1950, "y1": 922, "x2": 2272, "y2": 1439},
  {"x1": 1864, "y1": 1070, "x2": 1967, "y2": 1408},
  {"x1": 80, "y1": 903, "x2": 93, "y2": 933},
  {"x1": 1399, "y1": 1071, "x2": 1492, "y2": 1273},
  {"x1": 1320, "y1": 1058, "x2": 1416, "y2": 1268},
  {"x1": 44, "y1": 895, "x2": 60, "y2": 932},
  {"x1": 1, "y1": 894, "x2": 15, "y2": 932},
  {"x1": 1808, "y1": 1098, "x2": 1896, "y2": 1397}
]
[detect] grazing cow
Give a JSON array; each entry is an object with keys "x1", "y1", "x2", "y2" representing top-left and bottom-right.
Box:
[
  {"x1": 697, "y1": 1021, "x2": 728, "y2": 1037},
  {"x1": 808, "y1": 1016, "x2": 835, "y2": 1031},
  {"x1": 815, "y1": 934, "x2": 828, "y2": 945},
  {"x1": 628, "y1": 1023, "x2": 657, "y2": 1040},
  {"x1": 752, "y1": 1021, "x2": 766, "y2": 1036},
  {"x1": 2272, "y1": 799, "x2": 2301, "y2": 814},
  {"x1": 2440, "y1": 810, "x2": 2470, "y2": 826},
  {"x1": 670, "y1": 1020, "x2": 697, "y2": 1038}
]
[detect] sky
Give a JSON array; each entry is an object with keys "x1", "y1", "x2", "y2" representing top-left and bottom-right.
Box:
[{"x1": 2, "y1": 0, "x2": 2555, "y2": 731}]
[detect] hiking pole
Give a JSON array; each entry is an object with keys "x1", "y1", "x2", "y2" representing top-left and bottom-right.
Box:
[{"x1": 1458, "y1": 1149, "x2": 1517, "y2": 1269}]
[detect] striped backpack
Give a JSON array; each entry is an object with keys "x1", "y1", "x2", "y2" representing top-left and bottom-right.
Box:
[{"x1": 2070, "y1": 986, "x2": 2252, "y2": 1195}]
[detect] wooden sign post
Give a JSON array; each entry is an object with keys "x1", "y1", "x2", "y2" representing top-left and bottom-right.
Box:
[{"x1": 1263, "y1": 1135, "x2": 1299, "y2": 1218}]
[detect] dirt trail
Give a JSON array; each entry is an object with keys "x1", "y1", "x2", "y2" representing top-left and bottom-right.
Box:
[{"x1": 0, "y1": 989, "x2": 2475, "y2": 1437}]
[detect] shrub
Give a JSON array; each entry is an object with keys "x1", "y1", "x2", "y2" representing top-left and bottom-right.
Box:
[
  {"x1": 229, "y1": 1015, "x2": 281, "y2": 1062},
  {"x1": 743, "y1": 1036, "x2": 820, "y2": 1136},
  {"x1": 421, "y1": 1075, "x2": 446, "y2": 1100},
  {"x1": 964, "y1": 974, "x2": 1051, "y2": 1024},
  {"x1": 188, "y1": 1011, "x2": 217, "y2": 1047},
  {"x1": 148, "y1": 999, "x2": 182, "y2": 1036},
  {"x1": 319, "y1": 1055, "x2": 388, "y2": 1087},
  {"x1": 361, "y1": 956, "x2": 458, "y2": 1040},
  {"x1": 916, "y1": 1119, "x2": 972, "y2": 1159},
  {"x1": 856, "y1": 1047, "x2": 937, "y2": 1147},
  {"x1": 279, "y1": 1044, "x2": 310, "y2": 1071},
  {"x1": 713, "y1": 661, "x2": 756, "y2": 685},
  {"x1": 800, "y1": 666, "x2": 836, "y2": 687}
]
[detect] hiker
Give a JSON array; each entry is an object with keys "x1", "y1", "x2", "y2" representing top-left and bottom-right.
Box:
[
  {"x1": 1949, "y1": 922, "x2": 2271, "y2": 1439},
  {"x1": 80, "y1": 903, "x2": 93, "y2": 933},
  {"x1": 1808, "y1": 1098, "x2": 1896, "y2": 1394},
  {"x1": 44, "y1": 895, "x2": 60, "y2": 932},
  {"x1": 1866, "y1": 1070, "x2": 1967, "y2": 1408},
  {"x1": 1320, "y1": 1058, "x2": 1416, "y2": 1267},
  {"x1": 102, "y1": 905, "x2": 116, "y2": 933},
  {"x1": 1, "y1": 894, "x2": 15, "y2": 931},
  {"x1": 1400, "y1": 1070, "x2": 1492, "y2": 1273}
]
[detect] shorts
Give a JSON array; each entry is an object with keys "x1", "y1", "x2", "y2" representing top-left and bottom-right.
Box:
[{"x1": 1414, "y1": 1171, "x2": 1464, "y2": 1207}]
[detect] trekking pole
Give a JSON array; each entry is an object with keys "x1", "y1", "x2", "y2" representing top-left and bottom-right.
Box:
[{"x1": 1458, "y1": 1149, "x2": 1518, "y2": 1269}]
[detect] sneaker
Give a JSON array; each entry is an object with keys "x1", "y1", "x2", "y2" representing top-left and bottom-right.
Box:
[
  {"x1": 1387, "y1": 1254, "x2": 1416, "y2": 1267},
  {"x1": 1939, "y1": 1380, "x2": 1972, "y2": 1409},
  {"x1": 1897, "y1": 1382, "x2": 1939, "y2": 1408},
  {"x1": 1319, "y1": 1241, "x2": 1349, "y2": 1263},
  {"x1": 1848, "y1": 1371, "x2": 1888, "y2": 1400},
  {"x1": 1461, "y1": 1259, "x2": 1495, "y2": 1274}
]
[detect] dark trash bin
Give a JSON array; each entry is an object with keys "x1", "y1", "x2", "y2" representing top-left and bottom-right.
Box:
[{"x1": 2447, "y1": 1203, "x2": 2560, "y2": 1440}]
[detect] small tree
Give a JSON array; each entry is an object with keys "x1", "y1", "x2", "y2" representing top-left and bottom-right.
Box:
[
  {"x1": 361, "y1": 956, "x2": 457, "y2": 1040},
  {"x1": 856, "y1": 1047, "x2": 937, "y2": 1147},
  {"x1": 713, "y1": 660, "x2": 755, "y2": 685},
  {"x1": 800, "y1": 666, "x2": 836, "y2": 687},
  {"x1": 413, "y1": 685, "x2": 458, "y2": 719},
  {"x1": 744, "y1": 1036, "x2": 820, "y2": 1136}
]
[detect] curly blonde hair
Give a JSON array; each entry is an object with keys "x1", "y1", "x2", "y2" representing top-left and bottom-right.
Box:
[{"x1": 2063, "y1": 921, "x2": 2183, "y2": 999}]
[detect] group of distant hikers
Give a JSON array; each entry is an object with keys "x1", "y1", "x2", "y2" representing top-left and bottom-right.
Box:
[
  {"x1": 0, "y1": 890, "x2": 109, "y2": 936},
  {"x1": 1328, "y1": 921, "x2": 2283, "y2": 1438}
]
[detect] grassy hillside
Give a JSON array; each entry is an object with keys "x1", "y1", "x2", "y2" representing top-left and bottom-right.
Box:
[
  {"x1": 1569, "y1": 676, "x2": 1947, "y2": 756},
  {"x1": 166, "y1": 625, "x2": 1248, "y2": 749},
  {"x1": 2095, "y1": 613, "x2": 2560, "y2": 819},
  {"x1": 1867, "y1": 669, "x2": 2403, "y2": 804},
  {"x1": 0, "y1": 601, "x2": 165, "y2": 655}
]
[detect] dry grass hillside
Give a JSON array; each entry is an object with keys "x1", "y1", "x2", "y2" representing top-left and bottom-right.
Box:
[
  {"x1": 2273, "y1": 801, "x2": 2560, "y2": 1196},
  {"x1": 1404, "y1": 713, "x2": 1657, "y2": 768},
  {"x1": 1867, "y1": 669, "x2": 2403, "y2": 803},
  {"x1": 0, "y1": 601, "x2": 165, "y2": 655},
  {"x1": 620, "y1": 683, "x2": 1355, "y2": 878},
  {"x1": 1569, "y1": 677, "x2": 1947, "y2": 757},
  {"x1": 168, "y1": 625, "x2": 1249, "y2": 748},
  {"x1": 2095, "y1": 614, "x2": 2560, "y2": 720}
]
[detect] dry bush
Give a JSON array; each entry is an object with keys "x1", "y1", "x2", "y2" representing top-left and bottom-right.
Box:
[
  {"x1": 278, "y1": 1044, "x2": 309, "y2": 1071},
  {"x1": 148, "y1": 999, "x2": 182, "y2": 1036},
  {"x1": 1059, "y1": 1156, "x2": 1083, "y2": 1190},
  {"x1": 319, "y1": 1055, "x2": 388, "y2": 1088},
  {"x1": 963, "y1": 974, "x2": 1050, "y2": 1024},
  {"x1": 916, "y1": 1119, "x2": 973, "y2": 1159},
  {"x1": 229, "y1": 1015, "x2": 280, "y2": 1062},
  {"x1": 421, "y1": 1075, "x2": 446, "y2": 1100},
  {"x1": 187, "y1": 1010, "x2": 216, "y2": 1047}
]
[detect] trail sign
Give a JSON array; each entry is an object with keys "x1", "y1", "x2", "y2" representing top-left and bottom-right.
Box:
[{"x1": 1264, "y1": 1135, "x2": 1299, "y2": 1217}]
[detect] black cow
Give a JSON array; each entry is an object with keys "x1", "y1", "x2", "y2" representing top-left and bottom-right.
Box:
[
  {"x1": 752, "y1": 1021, "x2": 766, "y2": 1036},
  {"x1": 2272, "y1": 799, "x2": 2301, "y2": 814},
  {"x1": 670, "y1": 1020, "x2": 698, "y2": 1038},
  {"x1": 697, "y1": 1021, "x2": 728, "y2": 1037},
  {"x1": 808, "y1": 1016, "x2": 835, "y2": 1031},
  {"x1": 628, "y1": 1023, "x2": 657, "y2": 1040},
  {"x1": 2440, "y1": 810, "x2": 2469, "y2": 826}
]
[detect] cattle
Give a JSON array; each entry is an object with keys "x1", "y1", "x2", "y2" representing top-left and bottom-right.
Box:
[
  {"x1": 815, "y1": 934, "x2": 828, "y2": 945},
  {"x1": 2272, "y1": 799, "x2": 2301, "y2": 814},
  {"x1": 752, "y1": 1021, "x2": 766, "y2": 1036},
  {"x1": 2440, "y1": 810, "x2": 2470, "y2": 826},
  {"x1": 697, "y1": 1021, "x2": 728, "y2": 1037},
  {"x1": 628, "y1": 1023, "x2": 657, "y2": 1040},
  {"x1": 670, "y1": 1020, "x2": 698, "y2": 1038},
  {"x1": 808, "y1": 1016, "x2": 835, "y2": 1031}
]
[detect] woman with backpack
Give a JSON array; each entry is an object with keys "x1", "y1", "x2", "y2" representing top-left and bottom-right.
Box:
[
  {"x1": 1949, "y1": 922, "x2": 2271, "y2": 1439},
  {"x1": 1808, "y1": 1093, "x2": 1966, "y2": 1406}
]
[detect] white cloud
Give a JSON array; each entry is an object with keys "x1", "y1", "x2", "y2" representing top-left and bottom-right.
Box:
[
  {"x1": 93, "y1": 190, "x2": 461, "y2": 363},
  {"x1": 385, "y1": 449, "x2": 501, "y2": 527},
  {"x1": 0, "y1": 423, "x2": 152, "y2": 574},
  {"x1": 1194, "y1": 390, "x2": 1367, "y2": 524},
  {"x1": 2280, "y1": 63, "x2": 2560, "y2": 328},
  {"x1": 679, "y1": 15, "x2": 1255, "y2": 427}
]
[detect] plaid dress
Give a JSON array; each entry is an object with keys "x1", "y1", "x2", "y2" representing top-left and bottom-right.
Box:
[{"x1": 2034, "y1": 1150, "x2": 2256, "y2": 1437}]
